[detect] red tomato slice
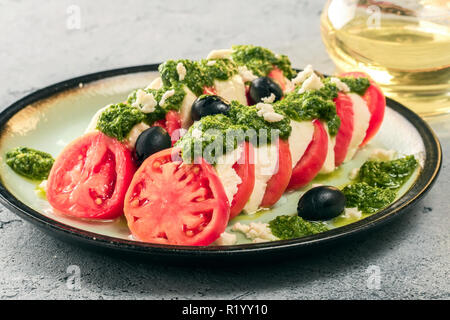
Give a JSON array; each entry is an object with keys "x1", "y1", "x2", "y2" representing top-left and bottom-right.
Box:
[
  {"x1": 164, "y1": 110, "x2": 182, "y2": 145},
  {"x1": 124, "y1": 148, "x2": 229, "y2": 246},
  {"x1": 229, "y1": 142, "x2": 255, "y2": 219},
  {"x1": 47, "y1": 131, "x2": 136, "y2": 220},
  {"x1": 339, "y1": 72, "x2": 386, "y2": 146},
  {"x1": 151, "y1": 119, "x2": 166, "y2": 128},
  {"x1": 287, "y1": 120, "x2": 328, "y2": 190},
  {"x1": 334, "y1": 92, "x2": 354, "y2": 167},
  {"x1": 151, "y1": 111, "x2": 182, "y2": 146},
  {"x1": 268, "y1": 66, "x2": 287, "y2": 92},
  {"x1": 260, "y1": 139, "x2": 292, "y2": 208}
]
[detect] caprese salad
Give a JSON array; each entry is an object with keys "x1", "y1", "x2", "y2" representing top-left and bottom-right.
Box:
[{"x1": 5, "y1": 45, "x2": 419, "y2": 246}]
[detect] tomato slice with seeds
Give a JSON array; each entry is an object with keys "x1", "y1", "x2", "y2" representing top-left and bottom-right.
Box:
[
  {"x1": 287, "y1": 120, "x2": 328, "y2": 191},
  {"x1": 124, "y1": 148, "x2": 229, "y2": 245},
  {"x1": 47, "y1": 131, "x2": 135, "y2": 220},
  {"x1": 334, "y1": 92, "x2": 354, "y2": 167},
  {"x1": 260, "y1": 139, "x2": 292, "y2": 208},
  {"x1": 339, "y1": 72, "x2": 386, "y2": 146},
  {"x1": 229, "y1": 142, "x2": 255, "y2": 219}
]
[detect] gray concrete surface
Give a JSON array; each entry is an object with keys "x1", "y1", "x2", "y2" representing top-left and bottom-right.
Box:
[{"x1": 0, "y1": 0, "x2": 448, "y2": 300}]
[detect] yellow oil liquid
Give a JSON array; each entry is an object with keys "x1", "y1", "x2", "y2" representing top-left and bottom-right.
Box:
[{"x1": 320, "y1": 1, "x2": 450, "y2": 116}]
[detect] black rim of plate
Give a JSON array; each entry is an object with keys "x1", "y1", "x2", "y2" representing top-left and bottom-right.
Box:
[{"x1": 0, "y1": 64, "x2": 442, "y2": 258}]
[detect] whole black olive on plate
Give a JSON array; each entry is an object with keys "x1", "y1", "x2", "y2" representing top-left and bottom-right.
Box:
[
  {"x1": 191, "y1": 95, "x2": 230, "y2": 121},
  {"x1": 249, "y1": 77, "x2": 283, "y2": 104},
  {"x1": 135, "y1": 126, "x2": 171, "y2": 164},
  {"x1": 297, "y1": 186, "x2": 346, "y2": 221}
]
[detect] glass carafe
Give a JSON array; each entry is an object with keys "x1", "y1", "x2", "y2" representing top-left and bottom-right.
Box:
[{"x1": 320, "y1": 0, "x2": 450, "y2": 117}]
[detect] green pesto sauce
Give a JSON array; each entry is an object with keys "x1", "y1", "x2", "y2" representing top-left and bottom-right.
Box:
[
  {"x1": 357, "y1": 155, "x2": 418, "y2": 189},
  {"x1": 176, "y1": 114, "x2": 242, "y2": 164},
  {"x1": 231, "y1": 45, "x2": 295, "y2": 79},
  {"x1": 158, "y1": 58, "x2": 238, "y2": 96},
  {"x1": 159, "y1": 59, "x2": 205, "y2": 96},
  {"x1": 6, "y1": 147, "x2": 54, "y2": 180},
  {"x1": 342, "y1": 182, "x2": 396, "y2": 214},
  {"x1": 339, "y1": 77, "x2": 371, "y2": 95},
  {"x1": 176, "y1": 101, "x2": 291, "y2": 164},
  {"x1": 96, "y1": 103, "x2": 144, "y2": 141},
  {"x1": 199, "y1": 59, "x2": 238, "y2": 85},
  {"x1": 269, "y1": 215, "x2": 329, "y2": 240},
  {"x1": 228, "y1": 101, "x2": 291, "y2": 140},
  {"x1": 127, "y1": 84, "x2": 186, "y2": 124},
  {"x1": 275, "y1": 82, "x2": 340, "y2": 136},
  {"x1": 342, "y1": 155, "x2": 418, "y2": 213}
]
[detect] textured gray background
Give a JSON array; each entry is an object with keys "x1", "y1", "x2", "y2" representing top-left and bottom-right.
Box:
[{"x1": 0, "y1": 0, "x2": 448, "y2": 300}]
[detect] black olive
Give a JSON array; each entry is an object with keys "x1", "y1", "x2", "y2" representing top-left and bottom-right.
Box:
[
  {"x1": 249, "y1": 77, "x2": 283, "y2": 104},
  {"x1": 297, "y1": 186, "x2": 346, "y2": 221},
  {"x1": 191, "y1": 95, "x2": 230, "y2": 121},
  {"x1": 135, "y1": 126, "x2": 171, "y2": 163}
]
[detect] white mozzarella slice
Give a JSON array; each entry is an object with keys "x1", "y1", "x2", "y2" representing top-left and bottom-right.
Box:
[
  {"x1": 206, "y1": 49, "x2": 233, "y2": 60},
  {"x1": 125, "y1": 122, "x2": 150, "y2": 149},
  {"x1": 288, "y1": 120, "x2": 314, "y2": 168},
  {"x1": 214, "y1": 146, "x2": 243, "y2": 205},
  {"x1": 85, "y1": 105, "x2": 109, "y2": 133},
  {"x1": 179, "y1": 86, "x2": 198, "y2": 129},
  {"x1": 319, "y1": 123, "x2": 336, "y2": 174},
  {"x1": 344, "y1": 93, "x2": 371, "y2": 162},
  {"x1": 146, "y1": 77, "x2": 163, "y2": 90},
  {"x1": 214, "y1": 74, "x2": 247, "y2": 106},
  {"x1": 243, "y1": 143, "x2": 278, "y2": 214}
]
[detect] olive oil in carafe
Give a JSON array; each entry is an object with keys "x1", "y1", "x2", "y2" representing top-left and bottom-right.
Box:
[{"x1": 321, "y1": 5, "x2": 450, "y2": 116}]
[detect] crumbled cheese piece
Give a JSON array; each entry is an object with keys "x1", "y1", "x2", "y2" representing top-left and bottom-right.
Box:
[
  {"x1": 176, "y1": 62, "x2": 186, "y2": 81},
  {"x1": 206, "y1": 49, "x2": 234, "y2": 60},
  {"x1": 159, "y1": 89, "x2": 175, "y2": 107},
  {"x1": 232, "y1": 222, "x2": 278, "y2": 243},
  {"x1": 349, "y1": 167, "x2": 360, "y2": 180},
  {"x1": 311, "y1": 183, "x2": 324, "y2": 188},
  {"x1": 291, "y1": 64, "x2": 314, "y2": 85},
  {"x1": 206, "y1": 60, "x2": 216, "y2": 66},
  {"x1": 261, "y1": 93, "x2": 276, "y2": 104},
  {"x1": 342, "y1": 207, "x2": 363, "y2": 219},
  {"x1": 255, "y1": 102, "x2": 284, "y2": 122},
  {"x1": 238, "y1": 66, "x2": 258, "y2": 82},
  {"x1": 298, "y1": 73, "x2": 324, "y2": 94},
  {"x1": 132, "y1": 89, "x2": 158, "y2": 113},
  {"x1": 214, "y1": 232, "x2": 237, "y2": 246},
  {"x1": 369, "y1": 148, "x2": 396, "y2": 161},
  {"x1": 329, "y1": 77, "x2": 350, "y2": 92}
]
